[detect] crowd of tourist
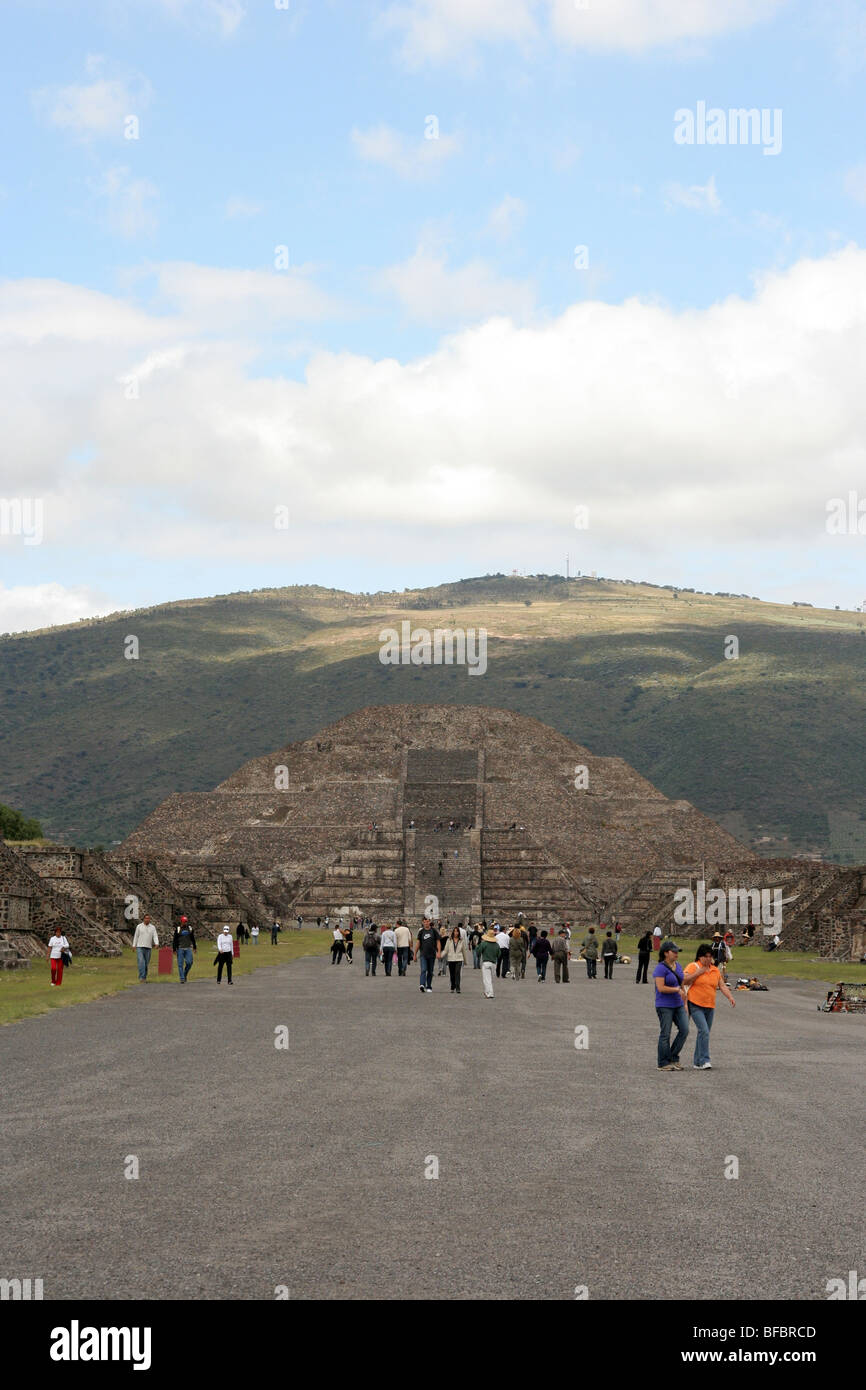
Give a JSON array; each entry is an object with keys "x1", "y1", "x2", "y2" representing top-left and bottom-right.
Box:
[
  {"x1": 326, "y1": 914, "x2": 740, "y2": 1069},
  {"x1": 48, "y1": 901, "x2": 740, "y2": 1071}
]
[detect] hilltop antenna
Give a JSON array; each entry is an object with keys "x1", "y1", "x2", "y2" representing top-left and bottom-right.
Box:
[{"x1": 566, "y1": 555, "x2": 570, "y2": 580}]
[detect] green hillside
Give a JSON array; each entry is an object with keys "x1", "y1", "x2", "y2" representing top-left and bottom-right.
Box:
[{"x1": 1, "y1": 575, "x2": 864, "y2": 859}]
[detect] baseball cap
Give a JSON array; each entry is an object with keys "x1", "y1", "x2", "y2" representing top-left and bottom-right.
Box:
[{"x1": 659, "y1": 941, "x2": 680, "y2": 953}]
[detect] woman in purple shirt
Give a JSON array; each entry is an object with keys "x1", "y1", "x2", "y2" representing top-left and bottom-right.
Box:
[{"x1": 653, "y1": 942, "x2": 689, "y2": 1071}]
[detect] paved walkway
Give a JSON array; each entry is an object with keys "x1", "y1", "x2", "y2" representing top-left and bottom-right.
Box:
[{"x1": 1, "y1": 956, "x2": 862, "y2": 1299}]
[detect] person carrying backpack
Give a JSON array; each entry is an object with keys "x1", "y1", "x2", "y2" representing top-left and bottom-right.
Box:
[{"x1": 363, "y1": 924, "x2": 381, "y2": 976}]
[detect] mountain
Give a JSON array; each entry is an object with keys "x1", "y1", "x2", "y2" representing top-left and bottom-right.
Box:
[{"x1": 1, "y1": 574, "x2": 864, "y2": 860}]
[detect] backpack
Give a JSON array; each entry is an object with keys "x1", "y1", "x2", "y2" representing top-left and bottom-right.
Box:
[{"x1": 363, "y1": 931, "x2": 379, "y2": 951}]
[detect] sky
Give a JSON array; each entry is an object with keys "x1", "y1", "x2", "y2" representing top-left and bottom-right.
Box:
[{"x1": 1, "y1": 0, "x2": 865, "y2": 632}]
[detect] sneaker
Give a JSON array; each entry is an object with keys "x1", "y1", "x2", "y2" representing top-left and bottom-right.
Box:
[
  {"x1": 419, "y1": 986, "x2": 425, "y2": 992},
  {"x1": 657, "y1": 1063, "x2": 676, "y2": 1071},
  {"x1": 670, "y1": 1061, "x2": 683, "y2": 1070},
  {"x1": 700, "y1": 1062, "x2": 712, "y2": 1069}
]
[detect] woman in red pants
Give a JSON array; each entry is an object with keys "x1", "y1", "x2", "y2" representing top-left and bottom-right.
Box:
[{"x1": 47, "y1": 929, "x2": 70, "y2": 986}]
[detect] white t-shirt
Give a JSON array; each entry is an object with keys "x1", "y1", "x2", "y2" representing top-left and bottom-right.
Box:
[
  {"x1": 495, "y1": 931, "x2": 509, "y2": 949},
  {"x1": 333, "y1": 927, "x2": 343, "y2": 941},
  {"x1": 251, "y1": 925, "x2": 259, "y2": 937},
  {"x1": 217, "y1": 931, "x2": 233, "y2": 953},
  {"x1": 48, "y1": 934, "x2": 69, "y2": 959},
  {"x1": 381, "y1": 928, "x2": 396, "y2": 949}
]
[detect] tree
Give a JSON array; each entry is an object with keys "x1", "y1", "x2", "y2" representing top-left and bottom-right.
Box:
[{"x1": 0, "y1": 803, "x2": 43, "y2": 840}]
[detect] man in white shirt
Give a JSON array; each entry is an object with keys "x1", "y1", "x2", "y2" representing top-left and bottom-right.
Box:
[
  {"x1": 216, "y1": 926, "x2": 234, "y2": 984},
  {"x1": 132, "y1": 914, "x2": 160, "y2": 982},
  {"x1": 495, "y1": 924, "x2": 511, "y2": 978},
  {"x1": 393, "y1": 920, "x2": 412, "y2": 975},
  {"x1": 47, "y1": 930, "x2": 70, "y2": 986}
]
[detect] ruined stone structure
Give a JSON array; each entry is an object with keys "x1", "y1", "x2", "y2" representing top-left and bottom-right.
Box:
[
  {"x1": 4, "y1": 705, "x2": 864, "y2": 959},
  {"x1": 119, "y1": 704, "x2": 751, "y2": 929}
]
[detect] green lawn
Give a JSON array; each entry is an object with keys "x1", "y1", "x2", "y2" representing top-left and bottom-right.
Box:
[
  {"x1": 615, "y1": 935, "x2": 866, "y2": 985},
  {"x1": 0, "y1": 930, "x2": 333, "y2": 1027}
]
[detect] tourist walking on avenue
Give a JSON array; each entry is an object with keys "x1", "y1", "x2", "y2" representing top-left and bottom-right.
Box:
[
  {"x1": 415, "y1": 918, "x2": 441, "y2": 993},
  {"x1": 394, "y1": 919, "x2": 412, "y2": 975},
  {"x1": 380, "y1": 924, "x2": 397, "y2": 976},
  {"x1": 469, "y1": 924, "x2": 483, "y2": 969},
  {"x1": 581, "y1": 926, "x2": 599, "y2": 979},
  {"x1": 132, "y1": 914, "x2": 160, "y2": 983},
  {"x1": 47, "y1": 928, "x2": 71, "y2": 986},
  {"x1": 331, "y1": 925, "x2": 344, "y2": 964},
  {"x1": 437, "y1": 922, "x2": 449, "y2": 976},
  {"x1": 509, "y1": 924, "x2": 526, "y2": 980},
  {"x1": 602, "y1": 930, "x2": 617, "y2": 979},
  {"x1": 636, "y1": 930, "x2": 652, "y2": 983},
  {"x1": 654, "y1": 942, "x2": 688, "y2": 1071},
  {"x1": 495, "y1": 924, "x2": 510, "y2": 978},
  {"x1": 683, "y1": 943, "x2": 736, "y2": 1069},
  {"x1": 652, "y1": 924, "x2": 663, "y2": 955},
  {"x1": 216, "y1": 926, "x2": 234, "y2": 984},
  {"x1": 532, "y1": 929, "x2": 552, "y2": 981},
  {"x1": 271, "y1": 919, "x2": 280, "y2": 945},
  {"x1": 251, "y1": 923, "x2": 259, "y2": 945},
  {"x1": 551, "y1": 928, "x2": 570, "y2": 983},
  {"x1": 443, "y1": 925, "x2": 469, "y2": 993},
  {"x1": 172, "y1": 915, "x2": 197, "y2": 983},
  {"x1": 343, "y1": 922, "x2": 354, "y2": 963},
  {"x1": 363, "y1": 923, "x2": 381, "y2": 976},
  {"x1": 479, "y1": 926, "x2": 500, "y2": 998},
  {"x1": 236, "y1": 921, "x2": 245, "y2": 945}
]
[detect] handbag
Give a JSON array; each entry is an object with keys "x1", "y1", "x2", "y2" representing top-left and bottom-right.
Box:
[{"x1": 61, "y1": 949, "x2": 72, "y2": 967}]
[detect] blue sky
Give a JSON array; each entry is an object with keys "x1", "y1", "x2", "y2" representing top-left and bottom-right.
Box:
[{"x1": 1, "y1": 0, "x2": 866, "y2": 629}]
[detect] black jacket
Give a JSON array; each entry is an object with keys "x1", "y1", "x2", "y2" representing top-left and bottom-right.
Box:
[{"x1": 172, "y1": 924, "x2": 197, "y2": 951}]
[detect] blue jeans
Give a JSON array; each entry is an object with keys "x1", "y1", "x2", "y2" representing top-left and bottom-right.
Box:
[
  {"x1": 656, "y1": 1005, "x2": 689, "y2": 1067},
  {"x1": 419, "y1": 955, "x2": 435, "y2": 989},
  {"x1": 364, "y1": 949, "x2": 378, "y2": 975},
  {"x1": 536, "y1": 956, "x2": 548, "y2": 980},
  {"x1": 690, "y1": 1004, "x2": 714, "y2": 1066},
  {"x1": 177, "y1": 947, "x2": 193, "y2": 982},
  {"x1": 136, "y1": 946, "x2": 151, "y2": 981},
  {"x1": 472, "y1": 946, "x2": 481, "y2": 969}
]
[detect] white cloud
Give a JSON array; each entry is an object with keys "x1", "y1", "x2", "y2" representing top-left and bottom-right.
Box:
[
  {"x1": 89, "y1": 166, "x2": 160, "y2": 238},
  {"x1": 224, "y1": 195, "x2": 264, "y2": 219},
  {"x1": 547, "y1": 0, "x2": 785, "y2": 52},
  {"x1": 843, "y1": 163, "x2": 866, "y2": 205},
  {"x1": 33, "y1": 60, "x2": 153, "y2": 139},
  {"x1": 665, "y1": 174, "x2": 721, "y2": 213},
  {"x1": 151, "y1": 0, "x2": 246, "y2": 37},
  {"x1": 376, "y1": 244, "x2": 536, "y2": 323},
  {"x1": 485, "y1": 194, "x2": 527, "y2": 241},
  {"x1": 3, "y1": 246, "x2": 866, "y2": 579},
  {"x1": 152, "y1": 261, "x2": 345, "y2": 326},
  {"x1": 381, "y1": 0, "x2": 537, "y2": 66},
  {"x1": 351, "y1": 122, "x2": 460, "y2": 178},
  {"x1": 0, "y1": 584, "x2": 114, "y2": 636},
  {"x1": 381, "y1": 0, "x2": 785, "y2": 63}
]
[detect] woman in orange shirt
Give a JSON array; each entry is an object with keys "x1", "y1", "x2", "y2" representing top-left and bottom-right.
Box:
[{"x1": 683, "y1": 943, "x2": 736, "y2": 1070}]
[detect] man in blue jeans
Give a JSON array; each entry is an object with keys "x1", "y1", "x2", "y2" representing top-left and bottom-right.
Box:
[
  {"x1": 414, "y1": 919, "x2": 441, "y2": 993},
  {"x1": 172, "y1": 915, "x2": 197, "y2": 983},
  {"x1": 653, "y1": 941, "x2": 689, "y2": 1070}
]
